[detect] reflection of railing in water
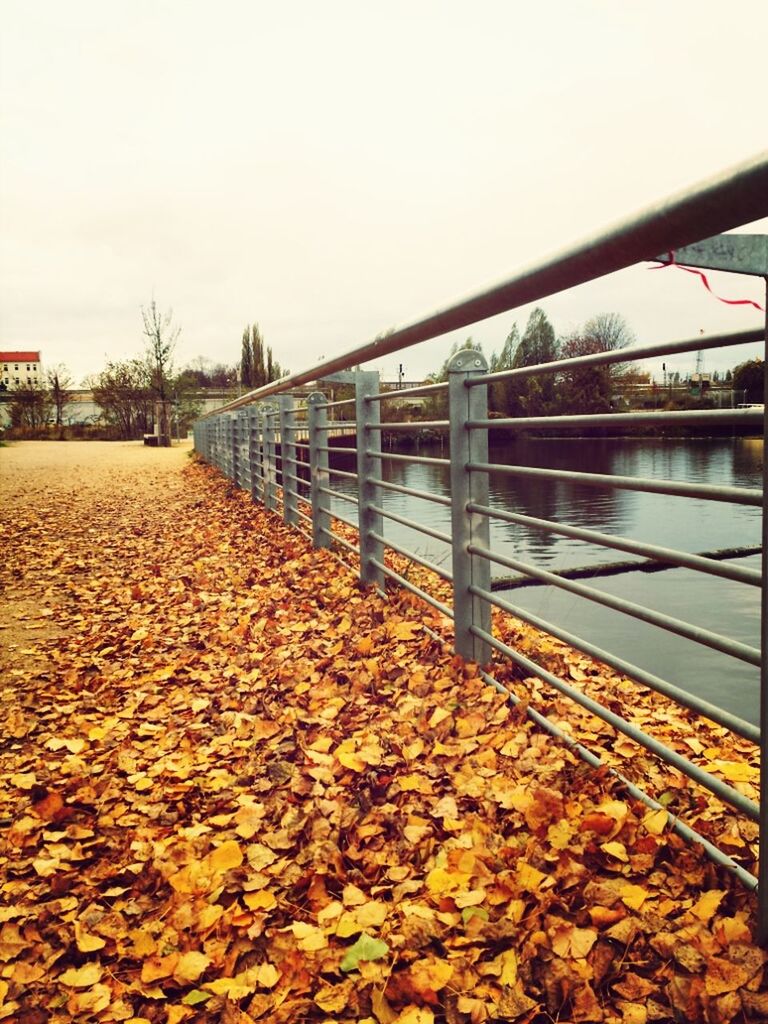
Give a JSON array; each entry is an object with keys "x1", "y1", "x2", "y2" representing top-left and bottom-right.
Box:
[{"x1": 194, "y1": 153, "x2": 768, "y2": 939}]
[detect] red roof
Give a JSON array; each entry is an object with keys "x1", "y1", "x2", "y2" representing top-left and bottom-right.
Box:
[{"x1": 1, "y1": 351, "x2": 40, "y2": 362}]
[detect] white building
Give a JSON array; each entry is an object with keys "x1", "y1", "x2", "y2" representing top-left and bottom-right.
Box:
[{"x1": 1, "y1": 350, "x2": 42, "y2": 390}]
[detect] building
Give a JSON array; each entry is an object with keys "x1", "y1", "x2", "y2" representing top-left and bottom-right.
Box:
[{"x1": 1, "y1": 351, "x2": 42, "y2": 390}]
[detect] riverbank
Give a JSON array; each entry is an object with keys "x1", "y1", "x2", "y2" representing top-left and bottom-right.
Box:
[{"x1": 0, "y1": 441, "x2": 765, "y2": 1022}]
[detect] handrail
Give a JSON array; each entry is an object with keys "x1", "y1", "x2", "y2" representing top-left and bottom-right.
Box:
[
  {"x1": 194, "y1": 154, "x2": 767, "y2": 938},
  {"x1": 202, "y1": 151, "x2": 768, "y2": 416}
]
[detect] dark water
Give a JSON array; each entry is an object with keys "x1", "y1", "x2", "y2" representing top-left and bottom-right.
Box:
[{"x1": 329, "y1": 437, "x2": 763, "y2": 726}]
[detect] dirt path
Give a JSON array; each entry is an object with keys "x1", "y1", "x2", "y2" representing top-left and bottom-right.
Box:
[
  {"x1": 0, "y1": 441, "x2": 192, "y2": 678},
  {"x1": 0, "y1": 441, "x2": 766, "y2": 1023}
]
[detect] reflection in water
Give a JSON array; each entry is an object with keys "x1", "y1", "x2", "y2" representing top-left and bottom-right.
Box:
[{"x1": 329, "y1": 437, "x2": 762, "y2": 725}]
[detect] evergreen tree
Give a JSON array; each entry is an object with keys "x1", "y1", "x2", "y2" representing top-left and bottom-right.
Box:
[
  {"x1": 511, "y1": 308, "x2": 559, "y2": 415},
  {"x1": 241, "y1": 328, "x2": 254, "y2": 388},
  {"x1": 252, "y1": 324, "x2": 266, "y2": 389},
  {"x1": 488, "y1": 324, "x2": 520, "y2": 414}
]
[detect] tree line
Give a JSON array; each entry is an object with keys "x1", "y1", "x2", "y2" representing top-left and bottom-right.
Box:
[{"x1": 3, "y1": 310, "x2": 289, "y2": 439}]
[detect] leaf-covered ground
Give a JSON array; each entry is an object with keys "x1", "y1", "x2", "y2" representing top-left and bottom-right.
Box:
[{"x1": 1, "y1": 440, "x2": 766, "y2": 1024}]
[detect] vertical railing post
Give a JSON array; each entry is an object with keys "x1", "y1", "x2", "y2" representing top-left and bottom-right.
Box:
[
  {"x1": 225, "y1": 413, "x2": 233, "y2": 481},
  {"x1": 449, "y1": 349, "x2": 492, "y2": 663},
  {"x1": 248, "y1": 406, "x2": 258, "y2": 502},
  {"x1": 307, "y1": 392, "x2": 331, "y2": 548},
  {"x1": 254, "y1": 408, "x2": 265, "y2": 504},
  {"x1": 356, "y1": 371, "x2": 384, "y2": 589},
  {"x1": 279, "y1": 395, "x2": 299, "y2": 526},
  {"x1": 263, "y1": 405, "x2": 277, "y2": 511},
  {"x1": 758, "y1": 278, "x2": 768, "y2": 945},
  {"x1": 232, "y1": 411, "x2": 241, "y2": 487}
]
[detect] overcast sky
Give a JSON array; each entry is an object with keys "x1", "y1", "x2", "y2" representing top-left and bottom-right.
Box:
[{"x1": 1, "y1": 0, "x2": 766, "y2": 387}]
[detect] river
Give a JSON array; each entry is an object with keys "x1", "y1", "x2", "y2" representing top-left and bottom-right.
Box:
[{"x1": 327, "y1": 436, "x2": 763, "y2": 727}]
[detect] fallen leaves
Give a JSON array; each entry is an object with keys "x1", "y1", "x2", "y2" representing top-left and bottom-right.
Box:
[{"x1": 0, "y1": 444, "x2": 766, "y2": 1024}]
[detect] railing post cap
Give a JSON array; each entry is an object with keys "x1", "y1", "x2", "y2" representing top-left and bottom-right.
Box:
[
  {"x1": 307, "y1": 391, "x2": 326, "y2": 406},
  {"x1": 447, "y1": 349, "x2": 488, "y2": 374}
]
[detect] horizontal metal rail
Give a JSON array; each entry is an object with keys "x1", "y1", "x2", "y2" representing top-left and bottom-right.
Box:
[
  {"x1": 204, "y1": 153, "x2": 768, "y2": 416},
  {"x1": 328, "y1": 467, "x2": 359, "y2": 481},
  {"x1": 468, "y1": 462, "x2": 762, "y2": 506},
  {"x1": 368, "y1": 477, "x2": 452, "y2": 507},
  {"x1": 319, "y1": 485, "x2": 358, "y2": 505},
  {"x1": 469, "y1": 542, "x2": 761, "y2": 667},
  {"x1": 313, "y1": 397, "x2": 357, "y2": 410},
  {"x1": 368, "y1": 380, "x2": 448, "y2": 401},
  {"x1": 314, "y1": 421, "x2": 359, "y2": 431},
  {"x1": 282, "y1": 470, "x2": 310, "y2": 490},
  {"x1": 316, "y1": 444, "x2": 358, "y2": 455},
  {"x1": 471, "y1": 583, "x2": 758, "y2": 742},
  {"x1": 295, "y1": 508, "x2": 313, "y2": 527},
  {"x1": 293, "y1": 441, "x2": 311, "y2": 451},
  {"x1": 469, "y1": 502, "x2": 762, "y2": 586},
  {"x1": 372, "y1": 558, "x2": 454, "y2": 619},
  {"x1": 471, "y1": 327, "x2": 765, "y2": 386},
  {"x1": 329, "y1": 510, "x2": 360, "y2": 532},
  {"x1": 477, "y1": 665, "x2": 758, "y2": 889},
  {"x1": 370, "y1": 504, "x2": 452, "y2": 546},
  {"x1": 319, "y1": 526, "x2": 360, "y2": 556},
  {"x1": 376, "y1": 450, "x2": 451, "y2": 468},
  {"x1": 470, "y1": 624, "x2": 759, "y2": 820},
  {"x1": 469, "y1": 407, "x2": 763, "y2": 432},
  {"x1": 369, "y1": 529, "x2": 453, "y2": 582},
  {"x1": 368, "y1": 419, "x2": 448, "y2": 432}
]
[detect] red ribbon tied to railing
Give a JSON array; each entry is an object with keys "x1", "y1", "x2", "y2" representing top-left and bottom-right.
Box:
[{"x1": 650, "y1": 251, "x2": 765, "y2": 312}]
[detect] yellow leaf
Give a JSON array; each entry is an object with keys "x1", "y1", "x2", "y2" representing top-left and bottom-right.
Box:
[
  {"x1": 620, "y1": 883, "x2": 650, "y2": 911},
  {"x1": 393, "y1": 1007, "x2": 434, "y2": 1024},
  {"x1": 10, "y1": 773, "x2": 37, "y2": 789},
  {"x1": 410, "y1": 958, "x2": 453, "y2": 994},
  {"x1": 254, "y1": 962, "x2": 280, "y2": 988},
  {"x1": 516, "y1": 861, "x2": 547, "y2": 891},
  {"x1": 75, "y1": 921, "x2": 106, "y2": 952},
  {"x1": 129, "y1": 929, "x2": 157, "y2": 957},
  {"x1": 59, "y1": 962, "x2": 103, "y2": 987},
  {"x1": 204, "y1": 976, "x2": 254, "y2": 1000},
  {"x1": 209, "y1": 839, "x2": 243, "y2": 872},
  {"x1": 244, "y1": 890, "x2": 277, "y2": 911},
  {"x1": 691, "y1": 889, "x2": 726, "y2": 922},
  {"x1": 454, "y1": 889, "x2": 486, "y2": 909},
  {"x1": 497, "y1": 949, "x2": 518, "y2": 985},
  {"x1": 291, "y1": 921, "x2": 328, "y2": 951},
  {"x1": 235, "y1": 802, "x2": 266, "y2": 839},
  {"x1": 714, "y1": 760, "x2": 758, "y2": 782},
  {"x1": 338, "y1": 749, "x2": 366, "y2": 772},
  {"x1": 427, "y1": 707, "x2": 452, "y2": 728},
  {"x1": 643, "y1": 808, "x2": 668, "y2": 835},
  {"x1": 601, "y1": 841, "x2": 629, "y2": 862},
  {"x1": 336, "y1": 911, "x2": 361, "y2": 938},
  {"x1": 425, "y1": 867, "x2": 471, "y2": 895},
  {"x1": 173, "y1": 950, "x2": 211, "y2": 984},
  {"x1": 390, "y1": 621, "x2": 421, "y2": 640}
]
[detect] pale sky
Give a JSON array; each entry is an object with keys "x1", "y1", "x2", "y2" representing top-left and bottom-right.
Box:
[{"x1": 1, "y1": 0, "x2": 766, "y2": 387}]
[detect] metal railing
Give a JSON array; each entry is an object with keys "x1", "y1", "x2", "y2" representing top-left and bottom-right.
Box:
[{"x1": 193, "y1": 152, "x2": 768, "y2": 936}]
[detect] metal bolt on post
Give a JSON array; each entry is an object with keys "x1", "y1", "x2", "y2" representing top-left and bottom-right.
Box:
[
  {"x1": 279, "y1": 395, "x2": 299, "y2": 526},
  {"x1": 449, "y1": 350, "x2": 492, "y2": 663},
  {"x1": 307, "y1": 392, "x2": 331, "y2": 548},
  {"x1": 356, "y1": 371, "x2": 384, "y2": 589}
]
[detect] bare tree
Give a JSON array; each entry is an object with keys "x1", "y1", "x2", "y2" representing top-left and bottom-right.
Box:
[
  {"x1": 141, "y1": 299, "x2": 180, "y2": 402},
  {"x1": 46, "y1": 364, "x2": 74, "y2": 435}
]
